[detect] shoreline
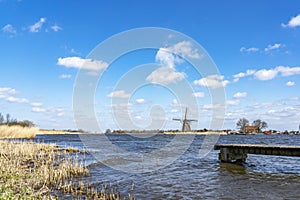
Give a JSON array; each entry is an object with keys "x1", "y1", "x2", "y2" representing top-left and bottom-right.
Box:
[{"x1": 37, "y1": 130, "x2": 228, "y2": 135}]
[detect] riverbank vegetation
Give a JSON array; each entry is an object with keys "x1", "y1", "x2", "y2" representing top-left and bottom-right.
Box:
[
  {"x1": 0, "y1": 140, "x2": 125, "y2": 199},
  {"x1": 0, "y1": 112, "x2": 38, "y2": 138}
]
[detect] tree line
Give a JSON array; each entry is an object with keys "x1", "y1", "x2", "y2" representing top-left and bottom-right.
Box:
[
  {"x1": 0, "y1": 112, "x2": 35, "y2": 127},
  {"x1": 236, "y1": 118, "x2": 268, "y2": 133}
]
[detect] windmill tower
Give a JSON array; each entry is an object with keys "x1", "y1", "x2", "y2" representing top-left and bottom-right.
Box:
[{"x1": 173, "y1": 108, "x2": 198, "y2": 132}]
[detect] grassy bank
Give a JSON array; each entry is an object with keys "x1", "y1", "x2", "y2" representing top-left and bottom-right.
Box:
[
  {"x1": 0, "y1": 141, "x2": 124, "y2": 199},
  {"x1": 0, "y1": 125, "x2": 38, "y2": 138}
]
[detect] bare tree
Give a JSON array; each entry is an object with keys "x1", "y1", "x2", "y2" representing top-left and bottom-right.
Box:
[
  {"x1": 236, "y1": 118, "x2": 249, "y2": 132},
  {"x1": 252, "y1": 119, "x2": 268, "y2": 132},
  {"x1": 6, "y1": 113, "x2": 10, "y2": 124},
  {"x1": 0, "y1": 113, "x2": 4, "y2": 124}
]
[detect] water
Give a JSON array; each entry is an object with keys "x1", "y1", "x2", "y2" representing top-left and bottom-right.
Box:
[{"x1": 36, "y1": 134, "x2": 300, "y2": 199}]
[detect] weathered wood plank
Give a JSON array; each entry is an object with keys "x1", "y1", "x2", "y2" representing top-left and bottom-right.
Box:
[{"x1": 214, "y1": 144, "x2": 300, "y2": 163}]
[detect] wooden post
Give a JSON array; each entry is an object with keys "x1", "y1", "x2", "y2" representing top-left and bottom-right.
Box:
[{"x1": 219, "y1": 147, "x2": 247, "y2": 163}]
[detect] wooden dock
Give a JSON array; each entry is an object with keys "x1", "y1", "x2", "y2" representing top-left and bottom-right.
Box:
[{"x1": 214, "y1": 144, "x2": 300, "y2": 163}]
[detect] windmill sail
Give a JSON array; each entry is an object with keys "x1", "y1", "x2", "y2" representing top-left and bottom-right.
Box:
[{"x1": 173, "y1": 108, "x2": 197, "y2": 132}]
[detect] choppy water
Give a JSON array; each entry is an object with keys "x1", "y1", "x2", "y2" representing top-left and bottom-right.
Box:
[{"x1": 36, "y1": 134, "x2": 300, "y2": 199}]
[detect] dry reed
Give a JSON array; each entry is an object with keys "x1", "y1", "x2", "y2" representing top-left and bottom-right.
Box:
[
  {"x1": 0, "y1": 125, "x2": 38, "y2": 138},
  {"x1": 0, "y1": 140, "x2": 129, "y2": 199}
]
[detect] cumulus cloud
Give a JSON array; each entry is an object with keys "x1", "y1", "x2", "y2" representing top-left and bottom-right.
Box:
[
  {"x1": 156, "y1": 41, "x2": 202, "y2": 67},
  {"x1": 264, "y1": 43, "x2": 283, "y2": 52},
  {"x1": 2, "y1": 24, "x2": 16, "y2": 34},
  {"x1": 240, "y1": 47, "x2": 259, "y2": 53},
  {"x1": 146, "y1": 67, "x2": 185, "y2": 85},
  {"x1": 194, "y1": 74, "x2": 229, "y2": 89},
  {"x1": 59, "y1": 74, "x2": 72, "y2": 79},
  {"x1": 30, "y1": 102, "x2": 43, "y2": 107},
  {"x1": 107, "y1": 90, "x2": 130, "y2": 98},
  {"x1": 29, "y1": 17, "x2": 46, "y2": 32},
  {"x1": 282, "y1": 14, "x2": 300, "y2": 28},
  {"x1": 0, "y1": 87, "x2": 17, "y2": 95},
  {"x1": 254, "y1": 69, "x2": 278, "y2": 80},
  {"x1": 32, "y1": 107, "x2": 47, "y2": 113},
  {"x1": 233, "y1": 70, "x2": 256, "y2": 82},
  {"x1": 233, "y1": 92, "x2": 247, "y2": 98},
  {"x1": 136, "y1": 98, "x2": 146, "y2": 104},
  {"x1": 226, "y1": 100, "x2": 240, "y2": 106},
  {"x1": 192, "y1": 92, "x2": 205, "y2": 98},
  {"x1": 286, "y1": 81, "x2": 295, "y2": 86},
  {"x1": 235, "y1": 66, "x2": 300, "y2": 82},
  {"x1": 150, "y1": 41, "x2": 201, "y2": 84},
  {"x1": 6, "y1": 96, "x2": 28, "y2": 103},
  {"x1": 57, "y1": 56, "x2": 108, "y2": 72},
  {"x1": 276, "y1": 66, "x2": 300, "y2": 76},
  {"x1": 51, "y1": 24, "x2": 62, "y2": 32},
  {"x1": 170, "y1": 109, "x2": 179, "y2": 113}
]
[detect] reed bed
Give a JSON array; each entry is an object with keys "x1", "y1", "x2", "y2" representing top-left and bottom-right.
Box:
[
  {"x1": 0, "y1": 140, "x2": 127, "y2": 199},
  {"x1": 0, "y1": 125, "x2": 38, "y2": 138}
]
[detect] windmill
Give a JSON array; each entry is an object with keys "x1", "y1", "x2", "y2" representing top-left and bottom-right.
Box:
[{"x1": 173, "y1": 107, "x2": 198, "y2": 132}]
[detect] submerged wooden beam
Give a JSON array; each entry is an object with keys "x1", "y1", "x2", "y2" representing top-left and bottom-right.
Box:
[{"x1": 214, "y1": 144, "x2": 300, "y2": 163}]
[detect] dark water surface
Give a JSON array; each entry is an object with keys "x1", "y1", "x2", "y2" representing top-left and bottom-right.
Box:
[{"x1": 36, "y1": 134, "x2": 300, "y2": 199}]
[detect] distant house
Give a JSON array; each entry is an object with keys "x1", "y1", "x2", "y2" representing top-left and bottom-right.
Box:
[{"x1": 245, "y1": 126, "x2": 259, "y2": 134}]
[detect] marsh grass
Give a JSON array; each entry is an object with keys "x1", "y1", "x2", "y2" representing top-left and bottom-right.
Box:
[
  {"x1": 0, "y1": 125, "x2": 38, "y2": 138},
  {"x1": 0, "y1": 141, "x2": 128, "y2": 199}
]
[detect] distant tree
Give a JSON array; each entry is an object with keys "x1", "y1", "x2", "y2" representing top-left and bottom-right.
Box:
[
  {"x1": 252, "y1": 119, "x2": 268, "y2": 132},
  {"x1": 105, "y1": 129, "x2": 111, "y2": 134},
  {"x1": 6, "y1": 113, "x2": 10, "y2": 124},
  {"x1": 14, "y1": 120, "x2": 35, "y2": 127},
  {"x1": 236, "y1": 118, "x2": 249, "y2": 132},
  {"x1": 0, "y1": 113, "x2": 4, "y2": 124}
]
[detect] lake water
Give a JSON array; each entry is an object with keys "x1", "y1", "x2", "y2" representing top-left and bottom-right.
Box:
[{"x1": 36, "y1": 134, "x2": 300, "y2": 199}]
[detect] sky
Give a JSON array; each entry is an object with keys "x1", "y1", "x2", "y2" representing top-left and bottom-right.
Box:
[{"x1": 1, "y1": 0, "x2": 300, "y2": 132}]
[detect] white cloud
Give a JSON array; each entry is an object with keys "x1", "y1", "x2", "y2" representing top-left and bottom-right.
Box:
[
  {"x1": 57, "y1": 56, "x2": 108, "y2": 71},
  {"x1": 233, "y1": 70, "x2": 256, "y2": 82},
  {"x1": 136, "y1": 98, "x2": 146, "y2": 104},
  {"x1": 59, "y1": 74, "x2": 72, "y2": 79},
  {"x1": 2, "y1": 24, "x2": 16, "y2": 34},
  {"x1": 169, "y1": 41, "x2": 202, "y2": 59},
  {"x1": 282, "y1": 14, "x2": 300, "y2": 28},
  {"x1": 234, "y1": 66, "x2": 300, "y2": 82},
  {"x1": 51, "y1": 24, "x2": 62, "y2": 32},
  {"x1": 192, "y1": 92, "x2": 205, "y2": 98},
  {"x1": 240, "y1": 47, "x2": 259, "y2": 53},
  {"x1": 286, "y1": 81, "x2": 295, "y2": 86},
  {"x1": 29, "y1": 17, "x2": 46, "y2": 32},
  {"x1": 254, "y1": 66, "x2": 300, "y2": 81},
  {"x1": 276, "y1": 66, "x2": 300, "y2": 76},
  {"x1": 150, "y1": 41, "x2": 200, "y2": 85},
  {"x1": 155, "y1": 48, "x2": 178, "y2": 69},
  {"x1": 254, "y1": 69, "x2": 278, "y2": 81},
  {"x1": 134, "y1": 116, "x2": 142, "y2": 120},
  {"x1": 155, "y1": 41, "x2": 201, "y2": 68},
  {"x1": 264, "y1": 43, "x2": 283, "y2": 52},
  {"x1": 146, "y1": 67, "x2": 185, "y2": 85},
  {"x1": 226, "y1": 100, "x2": 240, "y2": 106},
  {"x1": 30, "y1": 102, "x2": 43, "y2": 107},
  {"x1": 57, "y1": 112, "x2": 65, "y2": 117},
  {"x1": 0, "y1": 87, "x2": 17, "y2": 95},
  {"x1": 233, "y1": 92, "x2": 247, "y2": 98},
  {"x1": 194, "y1": 74, "x2": 229, "y2": 89},
  {"x1": 32, "y1": 107, "x2": 46, "y2": 113},
  {"x1": 170, "y1": 109, "x2": 178, "y2": 113},
  {"x1": 107, "y1": 90, "x2": 130, "y2": 98},
  {"x1": 6, "y1": 96, "x2": 28, "y2": 103}
]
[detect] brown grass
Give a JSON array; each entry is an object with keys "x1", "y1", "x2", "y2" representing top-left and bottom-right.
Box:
[
  {"x1": 0, "y1": 125, "x2": 38, "y2": 138},
  {"x1": 0, "y1": 140, "x2": 129, "y2": 199}
]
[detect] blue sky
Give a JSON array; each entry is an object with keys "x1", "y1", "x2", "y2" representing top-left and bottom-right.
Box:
[{"x1": 1, "y1": 0, "x2": 300, "y2": 131}]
